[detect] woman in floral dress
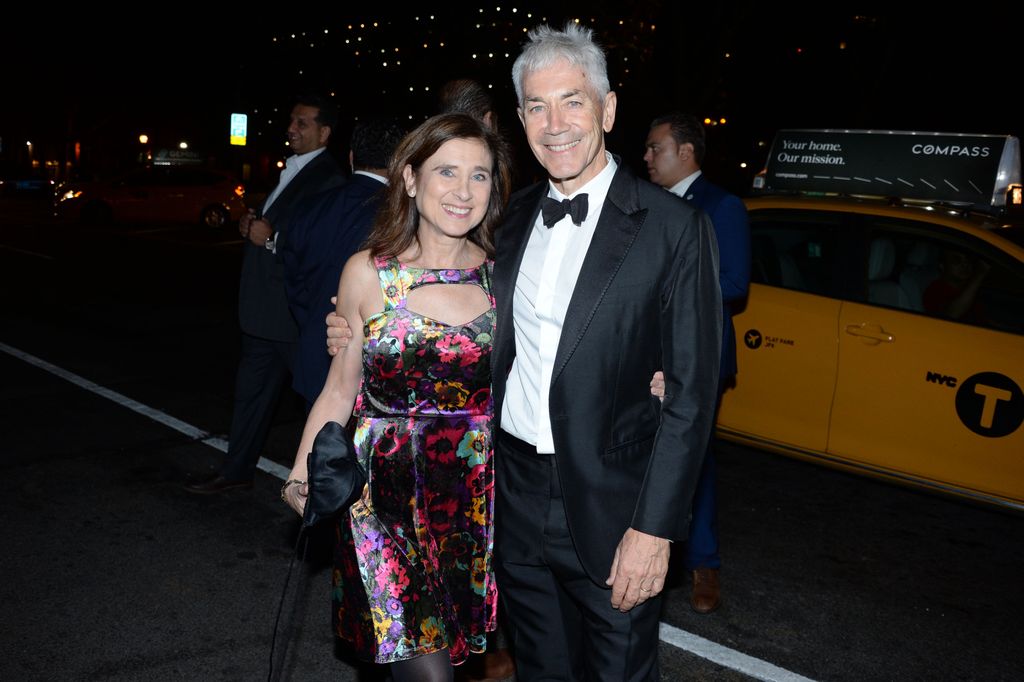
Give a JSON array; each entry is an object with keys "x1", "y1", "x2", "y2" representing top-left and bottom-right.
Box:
[{"x1": 283, "y1": 113, "x2": 511, "y2": 682}]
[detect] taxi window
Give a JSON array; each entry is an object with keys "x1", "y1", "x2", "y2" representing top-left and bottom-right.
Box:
[
  {"x1": 866, "y1": 220, "x2": 1024, "y2": 335},
  {"x1": 749, "y1": 210, "x2": 844, "y2": 298}
]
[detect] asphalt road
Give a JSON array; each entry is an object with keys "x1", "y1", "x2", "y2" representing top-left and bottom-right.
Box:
[{"x1": 2, "y1": 196, "x2": 1022, "y2": 681}]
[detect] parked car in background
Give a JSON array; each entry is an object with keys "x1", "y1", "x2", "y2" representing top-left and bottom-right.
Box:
[
  {"x1": 54, "y1": 166, "x2": 246, "y2": 227},
  {"x1": 0, "y1": 172, "x2": 55, "y2": 197},
  {"x1": 718, "y1": 129, "x2": 1024, "y2": 510}
]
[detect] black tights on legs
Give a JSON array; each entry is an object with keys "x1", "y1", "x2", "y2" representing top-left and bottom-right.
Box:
[{"x1": 390, "y1": 649, "x2": 453, "y2": 682}]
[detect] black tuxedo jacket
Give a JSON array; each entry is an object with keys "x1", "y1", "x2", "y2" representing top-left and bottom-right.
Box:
[
  {"x1": 492, "y1": 160, "x2": 722, "y2": 582},
  {"x1": 238, "y1": 150, "x2": 345, "y2": 342}
]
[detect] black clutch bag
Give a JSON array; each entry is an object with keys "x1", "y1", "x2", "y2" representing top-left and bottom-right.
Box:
[{"x1": 302, "y1": 421, "x2": 366, "y2": 527}]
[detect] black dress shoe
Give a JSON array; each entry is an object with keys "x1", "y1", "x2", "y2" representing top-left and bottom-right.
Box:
[{"x1": 184, "y1": 475, "x2": 253, "y2": 495}]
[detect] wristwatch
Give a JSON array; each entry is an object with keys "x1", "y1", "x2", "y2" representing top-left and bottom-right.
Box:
[
  {"x1": 281, "y1": 479, "x2": 305, "y2": 502},
  {"x1": 264, "y1": 235, "x2": 275, "y2": 252}
]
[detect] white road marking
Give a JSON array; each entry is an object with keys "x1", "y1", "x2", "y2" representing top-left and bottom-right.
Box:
[
  {"x1": 2, "y1": 341, "x2": 817, "y2": 681},
  {"x1": 0, "y1": 244, "x2": 55, "y2": 260},
  {"x1": 0, "y1": 342, "x2": 287, "y2": 478},
  {"x1": 660, "y1": 623, "x2": 817, "y2": 681}
]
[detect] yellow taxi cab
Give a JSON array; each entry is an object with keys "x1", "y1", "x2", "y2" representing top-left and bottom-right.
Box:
[{"x1": 717, "y1": 129, "x2": 1024, "y2": 510}]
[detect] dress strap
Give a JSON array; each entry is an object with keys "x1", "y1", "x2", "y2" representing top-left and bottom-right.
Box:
[
  {"x1": 374, "y1": 256, "x2": 410, "y2": 311},
  {"x1": 480, "y1": 259, "x2": 496, "y2": 307}
]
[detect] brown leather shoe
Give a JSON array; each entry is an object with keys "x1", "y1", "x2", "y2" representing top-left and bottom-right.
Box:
[
  {"x1": 481, "y1": 649, "x2": 515, "y2": 680},
  {"x1": 690, "y1": 567, "x2": 721, "y2": 614},
  {"x1": 184, "y1": 475, "x2": 253, "y2": 495},
  {"x1": 460, "y1": 648, "x2": 515, "y2": 681}
]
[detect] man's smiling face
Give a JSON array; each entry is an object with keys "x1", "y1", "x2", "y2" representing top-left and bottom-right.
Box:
[{"x1": 518, "y1": 59, "x2": 617, "y2": 195}]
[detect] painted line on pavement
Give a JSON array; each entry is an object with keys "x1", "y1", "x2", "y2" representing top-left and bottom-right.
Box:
[
  {"x1": 2, "y1": 341, "x2": 816, "y2": 682},
  {"x1": 0, "y1": 342, "x2": 289, "y2": 479},
  {"x1": 660, "y1": 623, "x2": 817, "y2": 682},
  {"x1": 0, "y1": 244, "x2": 55, "y2": 260}
]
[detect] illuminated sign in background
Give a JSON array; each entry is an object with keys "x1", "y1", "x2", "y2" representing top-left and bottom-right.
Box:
[
  {"x1": 762, "y1": 130, "x2": 1017, "y2": 206},
  {"x1": 230, "y1": 113, "x2": 248, "y2": 147}
]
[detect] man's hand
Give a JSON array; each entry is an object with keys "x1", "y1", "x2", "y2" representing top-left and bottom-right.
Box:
[
  {"x1": 247, "y1": 218, "x2": 273, "y2": 247},
  {"x1": 606, "y1": 528, "x2": 670, "y2": 612},
  {"x1": 239, "y1": 208, "x2": 257, "y2": 238},
  {"x1": 326, "y1": 296, "x2": 354, "y2": 356},
  {"x1": 650, "y1": 370, "x2": 665, "y2": 402}
]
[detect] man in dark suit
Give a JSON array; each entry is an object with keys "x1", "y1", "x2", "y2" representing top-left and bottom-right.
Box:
[
  {"x1": 187, "y1": 94, "x2": 345, "y2": 493},
  {"x1": 282, "y1": 118, "x2": 404, "y2": 409},
  {"x1": 492, "y1": 25, "x2": 722, "y2": 679},
  {"x1": 644, "y1": 112, "x2": 751, "y2": 614}
]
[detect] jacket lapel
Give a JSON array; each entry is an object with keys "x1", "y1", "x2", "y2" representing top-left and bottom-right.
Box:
[
  {"x1": 551, "y1": 163, "x2": 647, "y2": 384},
  {"x1": 684, "y1": 174, "x2": 707, "y2": 206},
  {"x1": 264, "y1": 152, "x2": 329, "y2": 222}
]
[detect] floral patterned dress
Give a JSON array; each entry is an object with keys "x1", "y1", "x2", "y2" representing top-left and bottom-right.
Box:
[{"x1": 333, "y1": 256, "x2": 497, "y2": 665}]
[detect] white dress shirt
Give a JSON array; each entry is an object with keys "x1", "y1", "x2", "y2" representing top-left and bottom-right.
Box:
[
  {"x1": 352, "y1": 169, "x2": 387, "y2": 184},
  {"x1": 260, "y1": 147, "x2": 326, "y2": 253},
  {"x1": 666, "y1": 169, "x2": 701, "y2": 199},
  {"x1": 502, "y1": 154, "x2": 618, "y2": 452},
  {"x1": 262, "y1": 146, "x2": 326, "y2": 214}
]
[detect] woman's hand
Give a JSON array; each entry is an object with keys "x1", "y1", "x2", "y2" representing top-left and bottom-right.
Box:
[{"x1": 281, "y1": 479, "x2": 309, "y2": 516}]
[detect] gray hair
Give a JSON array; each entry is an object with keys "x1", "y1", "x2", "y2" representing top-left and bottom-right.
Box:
[{"x1": 511, "y1": 23, "x2": 610, "y2": 105}]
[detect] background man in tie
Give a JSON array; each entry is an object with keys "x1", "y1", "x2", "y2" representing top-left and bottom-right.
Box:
[
  {"x1": 644, "y1": 112, "x2": 751, "y2": 613},
  {"x1": 187, "y1": 94, "x2": 345, "y2": 494},
  {"x1": 490, "y1": 24, "x2": 722, "y2": 679}
]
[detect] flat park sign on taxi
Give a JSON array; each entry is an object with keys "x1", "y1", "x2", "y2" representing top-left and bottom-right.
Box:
[{"x1": 759, "y1": 129, "x2": 1021, "y2": 208}]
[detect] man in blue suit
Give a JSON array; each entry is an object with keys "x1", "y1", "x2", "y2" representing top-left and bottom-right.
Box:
[
  {"x1": 282, "y1": 118, "x2": 405, "y2": 409},
  {"x1": 644, "y1": 112, "x2": 751, "y2": 613}
]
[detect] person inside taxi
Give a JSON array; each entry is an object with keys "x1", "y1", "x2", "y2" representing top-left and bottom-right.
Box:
[{"x1": 922, "y1": 247, "x2": 990, "y2": 323}]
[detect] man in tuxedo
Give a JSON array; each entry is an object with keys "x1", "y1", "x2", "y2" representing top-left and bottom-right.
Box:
[
  {"x1": 187, "y1": 94, "x2": 345, "y2": 494},
  {"x1": 644, "y1": 112, "x2": 751, "y2": 614},
  {"x1": 282, "y1": 118, "x2": 404, "y2": 409},
  {"x1": 492, "y1": 25, "x2": 722, "y2": 679}
]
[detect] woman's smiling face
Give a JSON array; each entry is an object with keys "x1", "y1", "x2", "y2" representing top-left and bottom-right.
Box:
[{"x1": 404, "y1": 137, "x2": 494, "y2": 240}]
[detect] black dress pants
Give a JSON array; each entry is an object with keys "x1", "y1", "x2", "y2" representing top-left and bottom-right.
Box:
[
  {"x1": 495, "y1": 431, "x2": 661, "y2": 681},
  {"x1": 220, "y1": 332, "x2": 295, "y2": 482}
]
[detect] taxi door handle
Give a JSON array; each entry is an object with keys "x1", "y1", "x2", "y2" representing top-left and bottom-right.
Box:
[{"x1": 845, "y1": 323, "x2": 894, "y2": 344}]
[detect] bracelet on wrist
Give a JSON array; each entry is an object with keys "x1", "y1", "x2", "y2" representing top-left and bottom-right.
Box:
[{"x1": 280, "y1": 479, "x2": 306, "y2": 502}]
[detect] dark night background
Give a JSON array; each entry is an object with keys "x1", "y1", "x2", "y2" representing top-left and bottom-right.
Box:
[{"x1": 3, "y1": 4, "x2": 1022, "y2": 195}]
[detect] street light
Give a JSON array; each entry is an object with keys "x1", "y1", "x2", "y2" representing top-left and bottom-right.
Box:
[{"x1": 138, "y1": 134, "x2": 151, "y2": 163}]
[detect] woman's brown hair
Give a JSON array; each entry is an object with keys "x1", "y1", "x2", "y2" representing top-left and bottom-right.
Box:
[{"x1": 364, "y1": 113, "x2": 511, "y2": 259}]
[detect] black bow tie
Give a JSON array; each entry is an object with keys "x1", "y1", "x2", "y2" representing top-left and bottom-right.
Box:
[{"x1": 541, "y1": 194, "x2": 589, "y2": 228}]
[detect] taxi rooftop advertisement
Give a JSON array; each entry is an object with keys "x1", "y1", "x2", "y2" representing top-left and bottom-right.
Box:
[{"x1": 759, "y1": 130, "x2": 1022, "y2": 208}]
